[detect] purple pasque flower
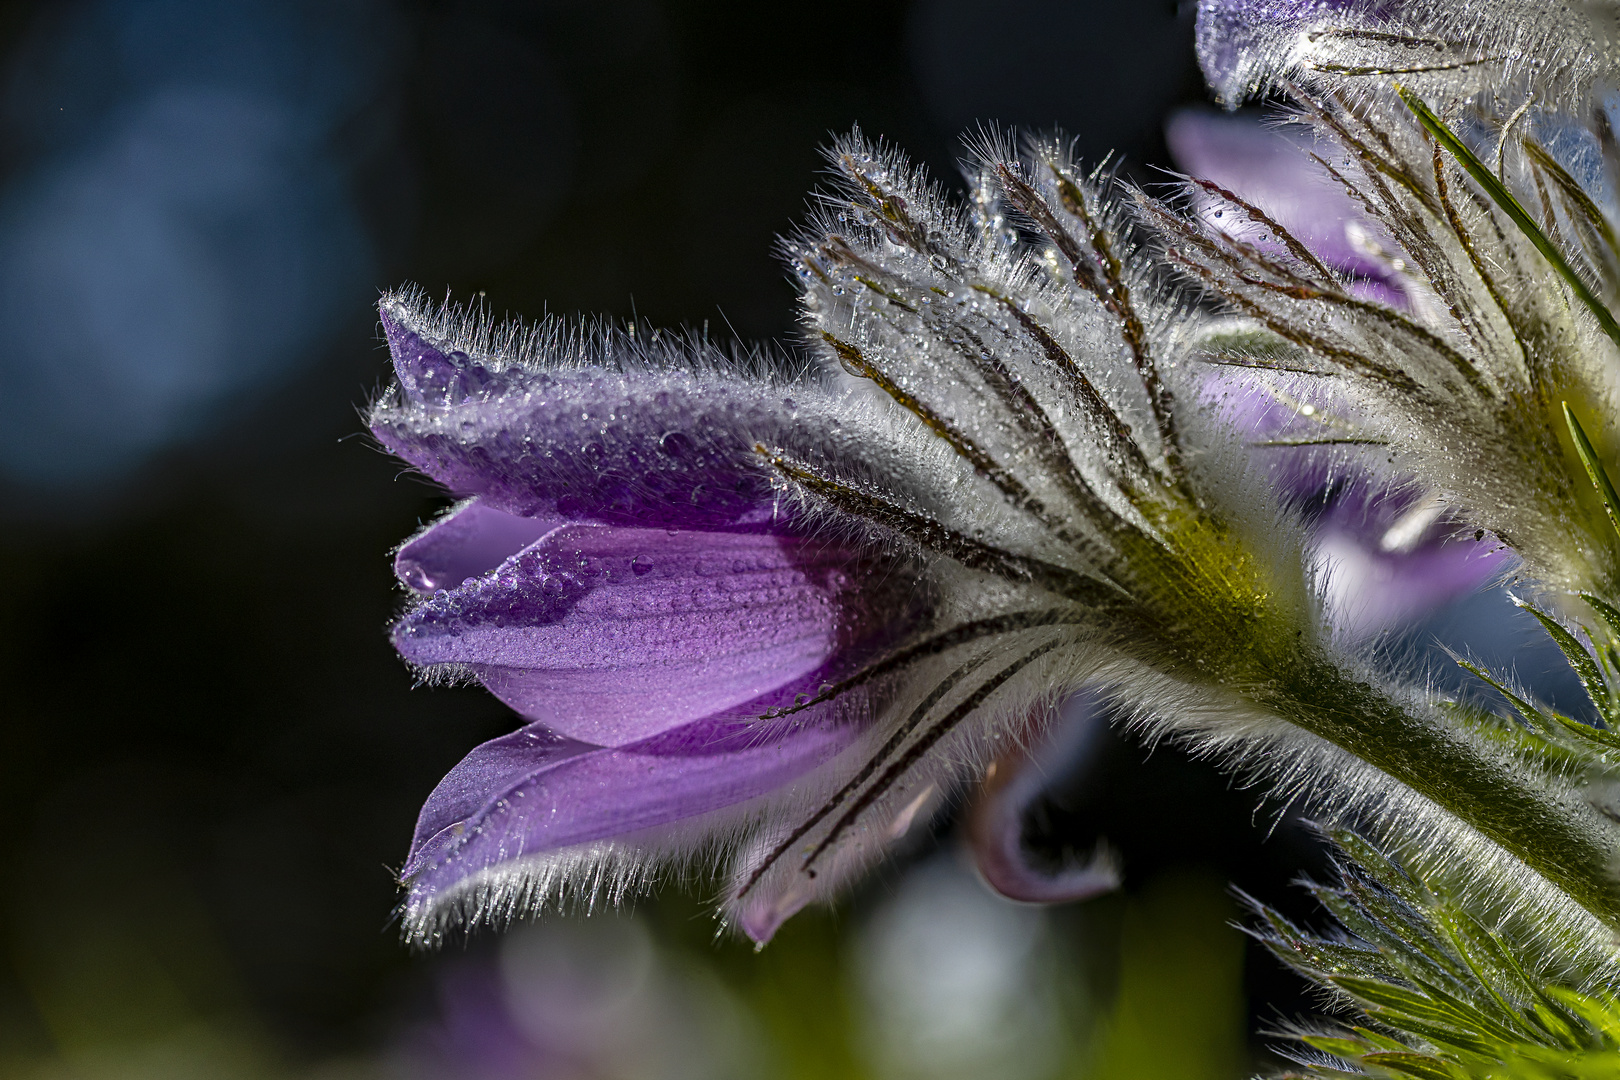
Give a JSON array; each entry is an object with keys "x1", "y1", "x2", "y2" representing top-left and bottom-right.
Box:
[
  {"x1": 373, "y1": 123, "x2": 1319, "y2": 947},
  {"x1": 373, "y1": 295, "x2": 945, "y2": 944},
  {"x1": 374, "y1": 117, "x2": 1532, "y2": 947}
]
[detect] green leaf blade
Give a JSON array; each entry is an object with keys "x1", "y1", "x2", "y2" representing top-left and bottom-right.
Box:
[
  {"x1": 1565, "y1": 403, "x2": 1620, "y2": 544},
  {"x1": 1515, "y1": 598, "x2": 1614, "y2": 721},
  {"x1": 1398, "y1": 86, "x2": 1620, "y2": 353}
]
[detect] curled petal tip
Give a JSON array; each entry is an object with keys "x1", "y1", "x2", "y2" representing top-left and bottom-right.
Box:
[
  {"x1": 736, "y1": 883, "x2": 815, "y2": 947},
  {"x1": 393, "y1": 498, "x2": 562, "y2": 595},
  {"x1": 967, "y1": 696, "x2": 1119, "y2": 905},
  {"x1": 969, "y1": 826, "x2": 1121, "y2": 905},
  {"x1": 379, "y1": 299, "x2": 507, "y2": 409},
  {"x1": 968, "y1": 773, "x2": 1122, "y2": 904}
]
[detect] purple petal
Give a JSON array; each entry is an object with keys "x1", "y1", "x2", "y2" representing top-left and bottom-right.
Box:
[
  {"x1": 1166, "y1": 110, "x2": 1406, "y2": 305},
  {"x1": 1206, "y1": 378, "x2": 1508, "y2": 634},
  {"x1": 1312, "y1": 491, "x2": 1509, "y2": 639},
  {"x1": 967, "y1": 695, "x2": 1120, "y2": 905},
  {"x1": 395, "y1": 525, "x2": 881, "y2": 746},
  {"x1": 402, "y1": 690, "x2": 865, "y2": 915},
  {"x1": 395, "y1": 499, "x2": 564, "y2": 595},
  {"x1": 371, "y1": 302, "x2": 801, "y2": 531}
]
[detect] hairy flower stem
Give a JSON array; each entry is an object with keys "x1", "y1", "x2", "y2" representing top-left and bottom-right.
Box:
[{"x1": 1254, "y1": 650, "x2": 1620, "y2": 926}]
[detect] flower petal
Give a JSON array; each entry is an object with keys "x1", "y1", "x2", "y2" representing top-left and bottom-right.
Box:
[
  {"x1": 1312, "y1": 492, "x2": 1509, "y2": 639},
  {"x1": 402, "y1": 694, "x2": 865, "y2": 939},
  {"x1": 967, "y1": 694, "x2": 1120, "y2": 905},
  {"x1": 1166, "y1": 109, "x2": 1406, "y2": 306},
  {"x1": 373, "y1": 301, "x2": 799, "y2": 530},
  {"x1": 395, "y1": 498, "x2": 563, "y2": 595},
  {"x1": 395, "y1": 525, "x2": 882, "y2": 746}
]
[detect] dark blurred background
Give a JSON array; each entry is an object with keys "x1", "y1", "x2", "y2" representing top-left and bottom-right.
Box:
[{"x1": 0, "y1": 2, "x2": 1346, "y2": 1076}]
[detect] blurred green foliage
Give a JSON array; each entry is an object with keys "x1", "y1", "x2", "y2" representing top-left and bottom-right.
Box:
[
  {"x1": 1, "y1": 867, "x2": 1253, "y2": 1080},
  {"x1": 1085, "y1": 873, "x2": 1248, "y2": 1080}
]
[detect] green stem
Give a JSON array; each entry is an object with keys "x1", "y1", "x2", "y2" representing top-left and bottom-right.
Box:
[{"x1": 1258, "y1": 651, "x2": 1620, "y2": 927}]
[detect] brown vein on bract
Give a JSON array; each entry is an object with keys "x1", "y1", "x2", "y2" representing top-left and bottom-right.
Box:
[
  {"x1": 1291, "y1": 86, "x2": 1443, "y2": 221},
  {"x1": 1431, "y1": 137, "x2": 1533, "y2": 377},
  {"x1": 942, "y1": 317, "x2": 1118, "y2": 526},
  {"x1": 1181, "y1": 165, "x2": 1492, "y2": 397},
  {"x1": 969, "y1": 281, "x2": 1155, "y2": 482},
  {"x1": 996, "y1": 158, "x2": 1179, "y2": 485},
  {"x1": 1309, "y1": 27, "x2": 1477, "y2": 51},
  {"x1": 799, "y1": 638, "x2": 1064, "y2": 873},
  {"x1": 1199, "y1": 354, "x2": 1338, "y2": 376},
  {"x1": 817, "y1": 329, "x2": 1094, "y2": 552},
  {"x1": 1048, "y1": 164, "x2": 1186, "y2": 483},
  {"x1": 733, "y1": 634, "x2": 1025, "y2": 903},
  {"x1": 814, "y1": 236, "x2": 1127, "y2": 540},
  {"x1": 1455, "y1": 165, "x2": 1578, "y2": 404},
  {"x1": 757, "y1": 609, "x2": 1092, "y2": 724},
  {"x1": 733, "y1": 612, "x2": 1108, "y2": 903},
  {"x1": 1184, "y1": 175, "x2": 1337, "y2": 282},
  {"x1": 1139, "y1": 198, "x2": 1418, "y2": 390},
  {"x1": 836, "y1": 152, "x2": 961, "y2": 273},
  {"x1": 1252, "y1": 437, "x2": 1388, "y2": 447},
  {"x1": 758, "y1": 447, "x2": 1119, "y2": 604},
  {"x1": 1307, "y1": 57, "x2": 1504, "y2": 76},
  {"x1": 824, "y1": 167, "x2": 1151, "y2": 506},
  {"x1": 1305, "y1": 145, "x2": 1466, "y2": 323},
  {"x1": 819, "y1": 331, "x2": 1035, "y2": 506},
  {"x1": 991, "y1": 162, "x2": 1090, "y2": 285},
  {"x1": 1171, "y1": 186, "x2": 1491, "y2": 399},
  {"x1": 1232, "y1": 264, "x2": 1492, "y2": 399},
  {"x1": 1304, "y1": 144, "x2": 1476, "y2": 333},
  {"x1": 1164, "y1": 243, "x2": 1414, "y2": 390},
  {"x1": 1528, "y1": 138, "x2": 1620, "y2": 284}
]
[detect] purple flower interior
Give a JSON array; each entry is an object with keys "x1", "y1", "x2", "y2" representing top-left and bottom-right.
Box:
[
  {"x1": 395, "y1": 525, "x2": 886, "y2": 746},
  {"x1": 396, "y1": 499, "x2": 563, "y2": 595}
]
